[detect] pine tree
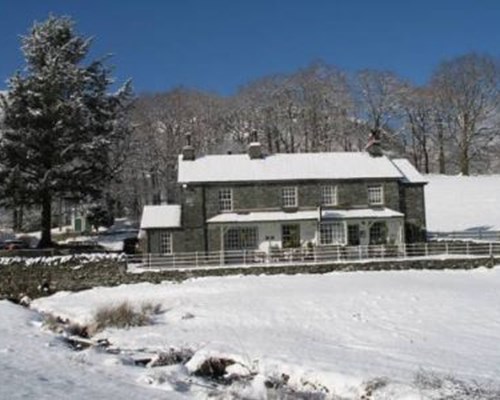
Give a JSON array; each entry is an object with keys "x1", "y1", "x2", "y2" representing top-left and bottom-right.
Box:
[{"x1": 0, "y1": 16, "x2": 133, "y2": 247}]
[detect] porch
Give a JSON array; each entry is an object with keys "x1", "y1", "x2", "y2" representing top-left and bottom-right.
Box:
[{"x1": 207, "y1": 208, "x2": 405, "y2": 255}]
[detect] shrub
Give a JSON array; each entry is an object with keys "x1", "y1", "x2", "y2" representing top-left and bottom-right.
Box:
[
  {"x1": 93, "y1": 301, "x2": 162, "y2": 331},
  {"x1": 414, "y1": 371, "x2": 500, "y2": 399}
]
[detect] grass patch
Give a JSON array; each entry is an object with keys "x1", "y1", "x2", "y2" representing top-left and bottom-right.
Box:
[{"x1": 93, "y1": 301, "x2": 162, "y2": 331}]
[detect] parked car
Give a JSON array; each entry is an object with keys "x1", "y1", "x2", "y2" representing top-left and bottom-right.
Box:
[
  {"x1": 123, "y1": 237, "x2": 139, "y2": 254},
  {"x1": 3, "y1": 239, "x2": 30, "y2": 250},
  {"x1": 59, "y1": 240, "x2": 106, "y2": 252}
]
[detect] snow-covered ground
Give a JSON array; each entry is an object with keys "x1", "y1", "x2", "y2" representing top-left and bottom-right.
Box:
[
  {"x1": 25, "y1": 267, "x2": 500, "y2": 398},
  {"x1": 425, "y1": 174, "x2": 500, "y2": 232},
  {"x1": 0, "y1": 301, "x2": 184, "y2": 400}
]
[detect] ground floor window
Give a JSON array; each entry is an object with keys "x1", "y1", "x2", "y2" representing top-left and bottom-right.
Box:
[
  {"x1": 282, "y1": 224, "x2": 301, "y2": 248},
  {"x1": 224, "y1": 227, "x2": 258, "y2": 250},
  {"x1": 160, "y1": 231, "x2": 172, "y2": 254},
  {"x1": 369, "y1": 221, "x2": 387, "y2": 245},
  {"x1": 319, "y1": 222, "x2": 345, "y2": 245}
]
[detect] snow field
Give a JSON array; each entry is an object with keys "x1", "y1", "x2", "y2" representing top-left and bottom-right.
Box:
[
  {"x1": 30, "y1": 267, "x2": 500, "y2": 398},
  {"x1": 425, "y1": 174, "x2": 500, "y2": 232}
]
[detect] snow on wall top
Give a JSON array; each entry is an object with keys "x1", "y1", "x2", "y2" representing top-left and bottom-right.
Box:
[
  {"x1": 140, "y1": 205, "x2": 181, "y2": 229},
  {"x1": 178, "y1": 152, "x2": 404, "y2": 183},
  {"x1": 391, "y1": 159, "x2": 427, "y2": 184}
]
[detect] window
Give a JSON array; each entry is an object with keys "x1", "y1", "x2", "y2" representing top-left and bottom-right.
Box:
[
  {"x1": 319, "y1": 222, "x2": 345, "y2": 245},
  {"x1": 282, "y1": 187, "x2": 298, "y2": 208},
  {"x1": 160, "y1": 231, "x2": 172, "y2": 254},
  {"x1": 218, "y1": 188, "x2": 233, "y2": 212},
  {"x1": 321, "y1": 185, "x2": 338, "y2": 206},
  {"x1": 224, "y1": 227, "x2": 258, "y2": 250},
  {"x1": 367, "y1": 185, "x2": 384, "y2": 205},
  {"x1": 282, "y1": 224, "x2": 301, "y2": 248},
  {"x1": 369, "y1": 222, "x2": 387, "y2": 245}
]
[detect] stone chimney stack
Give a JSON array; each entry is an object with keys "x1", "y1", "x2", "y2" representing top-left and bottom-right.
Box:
[
  {"x1": 365, "y1": 129, "x2": 383, "y2": 157},
  {"x1": 182, "y1": 133, "x2": 195, "y2": 161},
  {"x1": 248, "y1": 130, "x2": 263, "y2": 159}
]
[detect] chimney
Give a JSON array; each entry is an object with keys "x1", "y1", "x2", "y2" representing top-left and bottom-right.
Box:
[
  {"x1": 248, "y1": 130, "x2": 263, "y2": 159},
  {"x1": 182, "y1": 133, "x2": 195, "y2": 161},
  {"x1": 365, "y1": 129, "x2": 383, "y2": 157}
]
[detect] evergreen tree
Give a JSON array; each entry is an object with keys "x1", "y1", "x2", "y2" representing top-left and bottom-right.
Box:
[{"x1": 0, "y1": 16, "x2": 133, "y2": 247}]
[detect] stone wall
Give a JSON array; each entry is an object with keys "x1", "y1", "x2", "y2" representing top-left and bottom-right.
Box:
[
  {"x1": 400, "y1": 184, "x2": 427, "y2": 242},
  {"x1": 203, "y1": 179, "x2": 401, "y2": 217},
  {"x1": 1, "y1": 256, "x2": 495, "y2": 302}
]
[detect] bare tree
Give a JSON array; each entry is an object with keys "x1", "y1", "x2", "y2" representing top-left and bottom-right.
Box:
[
  {"x1": 430, "y1": 53, "x2": 500, "y2": 175},
  {"x1": 356, "y1": 69, "x2": 406, "y2": 141},
  {"x1": 399, "y1": 86, "x2": 437, "y2": 173}
]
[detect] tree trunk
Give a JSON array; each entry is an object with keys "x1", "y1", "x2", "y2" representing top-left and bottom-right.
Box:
[
  {"x1": 422, "y1": 135, "x2": 430, "y2": 174},
  {"x1": 12, "y1": 208, "x2": 18, "y2": 232},
  {"x1": 38, "y1": 190, "x2": 53, "y2": 248},
  {"x1": 437, "y1": 123, "x2": 446, "y2": 174},
  {"x1": 460, "y1": 145, "x2": 470, "y2": 175}
]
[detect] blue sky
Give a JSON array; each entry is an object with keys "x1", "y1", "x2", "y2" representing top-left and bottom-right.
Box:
[{"x1": 0, "y1": 0, "x2": 499, "y2": 95}]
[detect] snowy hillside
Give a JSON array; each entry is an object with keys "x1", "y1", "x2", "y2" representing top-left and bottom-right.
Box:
[
  {"x1": 425, "y1": 174, "x2": 500, "y2": 232},
  {"x1": 29, "y1": 268, "x2": 500, "y2": 398}
]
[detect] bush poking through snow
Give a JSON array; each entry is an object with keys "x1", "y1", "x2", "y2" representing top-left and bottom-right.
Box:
[
  {"x1": 193, "y1": 357, "x2": 236, "y2": 381},
  {"x1": 146, "y1": 348, "x2": 194, "y2": 368},
  {"x1": 361, "y1": 377, "x2": 388, "y2": 399},
  {"x1": 413, "y1": 371, "x2": 500, "y2": 399},
  {"x1": 93, "y1": 301, "x2": 162, "y2": 331}
]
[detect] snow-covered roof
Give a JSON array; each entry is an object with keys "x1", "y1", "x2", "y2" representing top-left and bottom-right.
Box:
[
  {"x1": 207, "y1": 208, "x2": 403, "y2": 224},
  {"x1": 391, "y1": 159, "x2": 427, "y2": 184},
  {"x1": 178, "y1": 152, "x2": 404, "y2": 183},
  {"x1": 140, "y1": 205, "x2": 181, "y2": 229}
]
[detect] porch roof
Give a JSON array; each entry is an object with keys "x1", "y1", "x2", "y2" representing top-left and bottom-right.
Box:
[
  {"x1": 140, "y1": 205, "x2": 182, "y2": 229},
  {"x1": 207, "y1": 208, "x2": 403, "y2": 224},
  {"x1": 207, "y1": 210, "x2": 319, "y2": 224},
  {"x1": 322, "y1": 207, "x2": 404, "y2": 220}
]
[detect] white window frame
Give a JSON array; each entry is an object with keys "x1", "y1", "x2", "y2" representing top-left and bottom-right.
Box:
[
  {"x1": 321, "y1": 185, "x2": 338, "y2": 206},
  {"x1": 224, "y1": 226, "x2": 258, "y2": 250},
  {"x1": 218, "y1": 188, "x2": 233, "y2": 212},
  {"x1": 367, "y1": 185, "x2": 384, "y2": 205},
  {"x1": 159, "y1": 231, "x2": 172, "y2": 254},
  {"x1": 319, "y1": 222, "x2": 346, "y2": 245},
  {"x1": 282, "y1": 186, "x2": 298, "y2": 208}
]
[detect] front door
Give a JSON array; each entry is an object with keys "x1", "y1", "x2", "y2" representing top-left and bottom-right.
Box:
[
  {"x1": 347, "y1": 224, "x2": 360, "y2": 246},
  {"x1": 282, "y1": 224, "x2": 300, "y2": 248}
]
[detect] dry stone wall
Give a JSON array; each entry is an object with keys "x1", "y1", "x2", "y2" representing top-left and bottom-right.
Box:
[{"x1": 0, "y1": 255, "x2": 495, "y2": 301}]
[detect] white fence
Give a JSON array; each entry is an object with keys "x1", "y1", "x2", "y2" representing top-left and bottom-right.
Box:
[{"x1": 127, "y1": 242, "x2": 500, "y2": 270}]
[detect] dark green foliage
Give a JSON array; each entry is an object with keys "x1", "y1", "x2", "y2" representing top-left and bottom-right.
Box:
[
  {"x1": 87, "y1": 204, "x2": 114, "y2": 231},
  {"x1": 0, "y1": 16, "x2": 133, "y2": 247}
]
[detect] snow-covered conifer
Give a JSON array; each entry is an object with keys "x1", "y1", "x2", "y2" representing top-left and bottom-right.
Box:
[{"x1": 0, "y1": 15, "x2": 133, "y2": 247}]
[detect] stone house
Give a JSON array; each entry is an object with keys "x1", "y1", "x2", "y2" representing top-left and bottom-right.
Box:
[{"x1": 140, "y1": 142, "x2": 426, "y2": 255}]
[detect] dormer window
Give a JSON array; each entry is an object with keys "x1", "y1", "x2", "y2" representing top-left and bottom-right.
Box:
[
  {"x1": 367, "y1": 185, "x2": 384, "y2": 205},
  {"x1": 282, "y1": 186, "x2": 298, "y2": 208},
  {"x1": 321, "y1": 185, "x2": 337, "y2": 206},
  {"x1": 218, "y1": 188, "x2": 233, "y2": 212}
]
